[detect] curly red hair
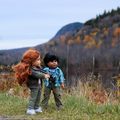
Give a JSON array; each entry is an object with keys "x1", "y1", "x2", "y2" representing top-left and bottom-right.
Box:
[{"x1": 13, "y1": 48, "x2": 40, "y2": 85}]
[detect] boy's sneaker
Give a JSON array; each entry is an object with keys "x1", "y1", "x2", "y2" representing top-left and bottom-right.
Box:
[
  {"x1": 57, "y1": 105, "x2": 64, "y2": 111},
  {"x1": 35, "y1": 107, "x2": 42, "y2": 113},
  {"x1": 26, "y1": 109, "x2": 36, "y2": 115}
]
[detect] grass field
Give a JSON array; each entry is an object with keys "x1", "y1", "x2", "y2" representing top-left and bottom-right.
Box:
[
  {"x1": 0, "y1": 72, "x2": 120, "y2": 120},
  {"x1": 0, "y1": 91, "x2": 120, "y2": 120}
]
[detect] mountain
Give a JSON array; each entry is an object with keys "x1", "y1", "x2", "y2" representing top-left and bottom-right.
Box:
[
  {"x1": 0, "y1": 47, "x2": 29, "y2": 65},
  {"x1": 0, "y1": 22, "x2": 83, "y2": 65},
  {"x1": 53, "y1": 22, "x2": 83, "y2": 39}
]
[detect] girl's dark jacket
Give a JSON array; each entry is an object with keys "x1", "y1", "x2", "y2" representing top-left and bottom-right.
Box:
[{"x1": 27, "y1": 67, "x2": 45, "y2": 88}]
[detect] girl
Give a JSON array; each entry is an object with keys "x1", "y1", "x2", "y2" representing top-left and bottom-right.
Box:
[{"x1": 13, "y1": 48, "x2": 50, "y2": 115}]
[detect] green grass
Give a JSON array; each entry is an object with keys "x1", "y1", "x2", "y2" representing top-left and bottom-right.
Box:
[{"x1": 0, "y1": 92, "x2": 120, "y2": 120}]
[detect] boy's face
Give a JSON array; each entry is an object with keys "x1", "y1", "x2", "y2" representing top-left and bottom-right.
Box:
[{"x1": 47, "y1": 60, "x2": 58, "y2": 69}]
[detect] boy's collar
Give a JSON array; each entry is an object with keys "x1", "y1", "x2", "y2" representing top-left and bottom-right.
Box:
[{"x1": 49, "y1": 67, "x2": 59, "y2": 70}]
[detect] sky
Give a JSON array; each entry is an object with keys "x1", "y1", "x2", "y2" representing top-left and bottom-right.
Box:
[{"x1": 0, "y1": 0, "x2": 120, "y2": 50}]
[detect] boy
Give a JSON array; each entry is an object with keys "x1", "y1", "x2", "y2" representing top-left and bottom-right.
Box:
[{"x1": 41, "y1": 53, "x2": 65, "y2": 110}]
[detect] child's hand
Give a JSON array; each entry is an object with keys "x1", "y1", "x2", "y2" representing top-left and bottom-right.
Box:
[
  {"x1": 44, "y1": 74, "x2": 50, "y2": 79},
  {"x1": 61, "y1": 83, "x2": 65, "y2": 89}
]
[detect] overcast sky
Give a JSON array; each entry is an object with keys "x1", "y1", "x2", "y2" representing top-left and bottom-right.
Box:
[{"x1": 0, "y1": 0, "x2": 120, "y2": 50}]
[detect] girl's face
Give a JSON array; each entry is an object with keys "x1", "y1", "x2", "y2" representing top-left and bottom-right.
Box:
[
  {"x1": 32, "y1": 56, "x2": 41, "y2": 67},
  {"x1": 47, "y1": 60, "x2": 58, "y2": 69}
]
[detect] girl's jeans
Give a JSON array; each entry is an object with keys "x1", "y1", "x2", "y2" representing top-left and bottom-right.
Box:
[{"x1": 28, "y1": 87, "x2": 41, "y2": 109}]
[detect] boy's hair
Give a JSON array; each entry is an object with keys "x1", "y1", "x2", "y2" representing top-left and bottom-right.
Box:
[{"x1": 44, "y1": 53, "x2": 59, "y2": 66}]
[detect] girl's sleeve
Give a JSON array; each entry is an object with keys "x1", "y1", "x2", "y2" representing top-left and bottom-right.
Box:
[{"x1": 31, "y1": 69, "x2": 45, "y2": 79}]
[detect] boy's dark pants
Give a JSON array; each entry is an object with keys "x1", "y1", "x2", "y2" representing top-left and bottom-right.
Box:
[
  {"x1": 41, "y1": 84, "x2": 63, "y2": 109},
  {"x1": 28, "y1": 87, "x2": 41, "y2": 109}
]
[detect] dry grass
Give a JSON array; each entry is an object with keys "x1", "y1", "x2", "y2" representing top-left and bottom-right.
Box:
[
  {"x1": 0, "y1": 72, "x2": 119, "y2": 104},
  {"x1": 0, "y1": 72, "x2": 30, "y2": 99},
  {"x1": 65, "y1": 73, "x2": 120, "y2": 105},
  {"x1": 0, "y1": 72, "x2": 16, "y2": 91}
]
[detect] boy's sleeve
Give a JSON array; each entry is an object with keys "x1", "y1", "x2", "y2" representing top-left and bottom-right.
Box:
[{"x1": 59, "y1": 68, "x2": 65, "y2": 84}]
